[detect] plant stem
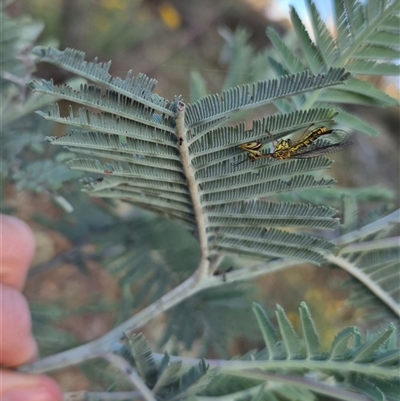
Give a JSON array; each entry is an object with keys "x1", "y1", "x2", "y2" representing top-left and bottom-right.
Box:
[
  {"x1": 327, "y1": 254, "x2": 399, "y2": 317},
  {"x1": 20, "y1": 272, "x2": 201, "y2": 373},
  {"x1": 176, "y1": 101, "x2": 211, "y2": 278},
  {"x1": 20, "y1": 256, "x2": 299, "y2": 374}
]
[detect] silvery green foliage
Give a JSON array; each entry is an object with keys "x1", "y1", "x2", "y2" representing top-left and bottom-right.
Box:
[
  {"x1": 28, "y1": 0, "x2": 399, "y2": 265},
  {"x1": 118, "y1": 304, "x2": 399, "y2": 401},
  {"x1": 29, "y1": 45, "x2": 351, "y2": 264},
  {"x1": 267, "y1": 0, "x2": 399, "y2": 135},
  {"x1": 0, "y1": 9, "x2": 81, "y2": 202},
  {"x1": 24, "y1": 2, "x2": 399, "y2": 399}
]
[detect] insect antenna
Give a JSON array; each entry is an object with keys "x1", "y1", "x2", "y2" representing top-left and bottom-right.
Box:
[{"x1": 232, "y1": 158, "x2": 248, "y2": 169}]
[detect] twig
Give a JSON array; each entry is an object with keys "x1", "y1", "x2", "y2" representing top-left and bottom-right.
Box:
[
  {"x1": 326, "y1": 254, "x2": 399, "y2": 317},
  {"x1": 105, "y1": 353, "x2": 156, "y2": 401},
  {"x1": 226, "y1": 370, "x2": 372, "y2": 401},
  {"x1": 64, "y1": 391, "x2": 142, "y2": 400},
  {"x1": 19, "y1": 272, "x2": 201, "y2": 373},
  {"x1": 21, "y1": 210, "x2": 399, "y2": 374},
  {"x1": 332, "y1": 209, "x2": 400, "y2": 246}
]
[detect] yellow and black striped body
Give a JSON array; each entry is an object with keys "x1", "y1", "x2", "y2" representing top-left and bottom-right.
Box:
[
  {"x1": 290, "y1": 126, "x2": 332, "y2": 152},
  {"x1": 273, "y1": 126, "x2": 333, "y2": 160},
  {"x1": 234, "y1": 126, "x2": 344, "y2": 167},
  {"x1": 273, "y1": 139, "x2": 293, "y2": 159}
]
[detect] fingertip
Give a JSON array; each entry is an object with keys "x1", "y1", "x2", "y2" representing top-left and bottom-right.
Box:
[
  {"x1": 1, "y1": 373, "x2": 63, "y2": 401},
  {"x1": 1, "y1": 215, "x2": 36, "y2": 289},
  {"x1": 37, "y1": 375, "x2": 64, "y2": 401},
  {"x1": 0, "y1": 286, "x2": 38, "y2": 366}
]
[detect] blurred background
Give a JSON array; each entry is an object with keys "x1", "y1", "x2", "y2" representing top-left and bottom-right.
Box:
[{"x1": 2, "y1": 0, "x2": 399, "y2": 392}]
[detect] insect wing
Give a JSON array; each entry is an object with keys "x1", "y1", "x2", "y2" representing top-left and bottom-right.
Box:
[{"x1": 291, "y1": 140, "x2": 351, "y2": 158}]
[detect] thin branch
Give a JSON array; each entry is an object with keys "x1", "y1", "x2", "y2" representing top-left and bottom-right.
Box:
[
  {"x1": 338, "y1": 236, "x2": 400, "y2": 254},
  {"x1": 326, "y1": 254, "x2": 399, "y2": 317},
  {"x1": 106, "y1": 350, "x2": 399, "y2": 382},
  {"x1": 19, "y1": 246, "x2": 398, "y2": 375},
  {"x1": 141, "y1": 348, "x2": 399, "y2": 379},
  {"x1": 64, "y1": 392, "x2": 142, "y2": 401},
  {"x1": 332, "y1": 209, "x2": 400, "y2": 246},
  {"x1": 105, "y1": 353, "x2": 156, "y2": 401},
  {"x1": 218, "y1": 359, "x2": 397, "y2": 380},
  {"x1": 1, "y1": 71, "x2": 28, "y2": 86},
  {"x1": 20, "y1": 256, "x2": 298, "y2": 374},
  {"x1": 19, "y1": 272, "x2": 201, "y2": 374},
  {"x1": 21, "y1": 210, "x2": 399, "y2": 375},
  {"x1": 227, "y1": 370, "x2": 372, "y2": 401},
  {"x1": 196, "y1": 384, "x2": 265, "y2": 401},
  {"x1": 208, "y1": 253, "x2": 224, "y2": 275},
  {"x1": 197, "y1": 258, "x2": 301, "y2": 291}
]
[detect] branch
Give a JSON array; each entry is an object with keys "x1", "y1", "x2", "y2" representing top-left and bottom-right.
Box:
[
  {"x1": 105, "y1": 353, "x2": 156, "y2": 401},
  {"x1": 338, "y1": 236, "x2": 400, "y2": 253},
  {"x1": 20, "y1": 256, "x2": 300, "y2": 374},
  {"x1": 64, "y1": 391, "x2": 142, "y2": 401},
  {"x1": 23, "y1": 211, "x2": 398, "y2": 375},
  {"x1": 208, "y1": 253, "x2": 224, "y2": 274},
  {"x1": 19, "y1": 272, "x2": 201, "y2": 373},
  {"x1": 227, "y1": 370, "x2": 372, "y2": 401},
  {"x1": 326, "y1": 254, "x2": 399, "y2": 317},
  {"x1": 176, "y1": 101, "x2": 210, "y2": 278},
  {"x1": 332, "y1": 209, "x2": 400, "y2": 246},
  {"x1": 197, "y1": 258, "x2": 301, "y2": 290}
]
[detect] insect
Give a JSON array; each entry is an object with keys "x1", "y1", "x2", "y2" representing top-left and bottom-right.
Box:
[
  {"x1": 233, "y1": 125, "x2": 350, "y2": 167},
  {"x1": 213, "y1": 266, "x2": 234, "y2": 282}
]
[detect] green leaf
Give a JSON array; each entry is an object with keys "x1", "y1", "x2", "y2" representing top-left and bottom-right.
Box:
[
  {"x1": 319, "y1": 77, "x2": 399, "y2": 107},
  {"x1": 352, "y1": 324, "x2": 395, "y2": 363},
  {"x1": 153, "y1": 353, "x2": 182, "y2": 396},
  {"x1": 334, "y1": 108, "x2": 380, "y2": 136},
  {"x1": 275, "y1": 304, "x2": 302, "y2": 358},
  {"x1": 266, "y1": 27, "x2": 304, "y2": 73},
  {"x1": 219, "y1": 27, "x2": 258, "y2": 90},
  {"x1": 186, "y1": 68, "x2": 350, "y2": 126},
  {"x1": 299, "y1": 302, "x2": 320, "y2": 358},
  {"x1": 306, "y1": 0, "x2": 338, "y2": 66},
  {"x1": 329, "y1": 326, "x2": 360, "y2": 360},
  {"x1": 252, "y1": 303, "x2": 280, "y2": 358},
  {"x1": 352, "y1": 44, "x2": 400, "y2": 60},
  {"x1": 29, "y1": 44, "x2": 356, "y2": 265},
  {"x1": 345, "y1": 59, "x2": 400, "y2": 76},
  {"x1": 32, "y1": 46, "x2": 174, "y2": 115},
  {"x1": 341, "y1": 193, "x2": 358, "y2": 233},
  {"x1": 289, "y1": 6, "x2": 325, "y2": 73},
  {"x1": 126, "y1": 334, "x2": 158, "y2": 386},
  {"x1": 189, "y1": 70, "x2": 208, "y2": 103},
  {"x1": 169, "y1": 359, "x2": 216, "y2": 400}
]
